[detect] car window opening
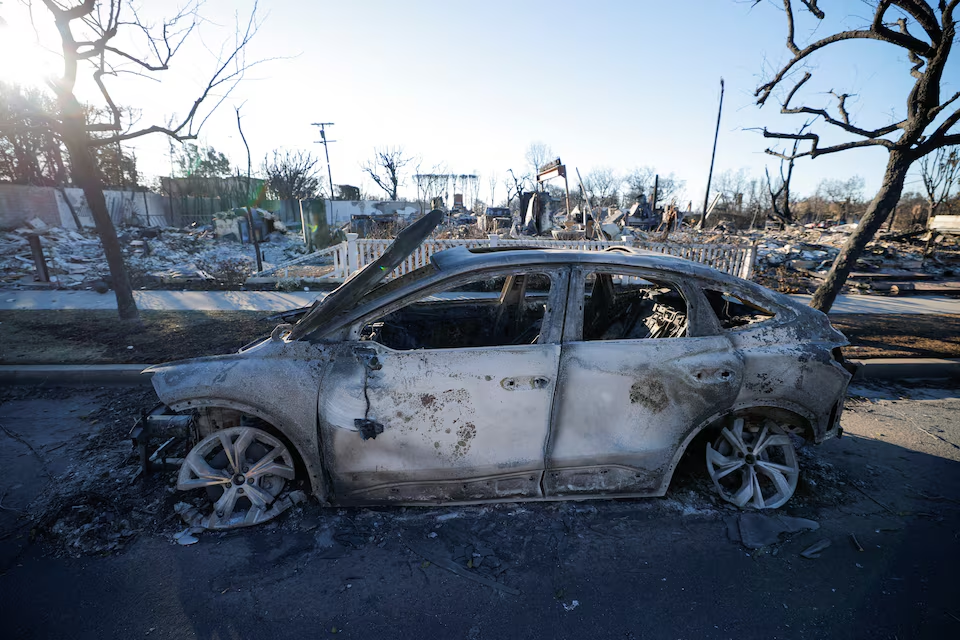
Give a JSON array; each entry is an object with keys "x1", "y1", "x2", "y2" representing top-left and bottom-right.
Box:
[
  {"x1": 582, "y1": 273, "x2": 687, "y2": 341},
  {"x1": 359, "y1": 272, "x2": 552, "y2": 350},
  {"x1": 703, "y1": 289, "x2": 775, "y2": 329}
]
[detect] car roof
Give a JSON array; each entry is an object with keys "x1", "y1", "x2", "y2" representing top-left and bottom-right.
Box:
[{"x1": 431, "y1": 245, "x2": 741, "y2": 285}]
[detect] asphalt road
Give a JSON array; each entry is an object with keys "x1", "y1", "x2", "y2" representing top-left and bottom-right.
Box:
[{"x1": 1, "y1": 382, "x2": 958, "y2": 640}]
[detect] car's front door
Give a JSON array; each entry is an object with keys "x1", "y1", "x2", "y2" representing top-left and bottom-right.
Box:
[
  {"x1": 318, "y1": 267, "x2": 568, "y2": 504},
  {"x1": 544, "y1": 266, "x2": 745, "y2": 498}
]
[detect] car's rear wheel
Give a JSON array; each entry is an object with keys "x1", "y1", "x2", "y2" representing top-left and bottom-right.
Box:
[
  {"x1": 705, "y1": 417, "x2": 799, "y2": 509},
  {"x1": 177, "y1": 426, "x2": 297, "y2": 529}
]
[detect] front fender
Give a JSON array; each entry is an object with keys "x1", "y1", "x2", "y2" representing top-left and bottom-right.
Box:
[{"x1": 146, "y1": 339, "x2": 333, "y2": 500}]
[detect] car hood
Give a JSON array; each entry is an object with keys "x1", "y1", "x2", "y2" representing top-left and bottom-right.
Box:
[{"x1": 286, "y1": 209, "x2": 444, "y2": 341}]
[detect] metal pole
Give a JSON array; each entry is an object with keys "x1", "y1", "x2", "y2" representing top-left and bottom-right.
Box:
[
  {"x1": 651, "y1": 174, "x2": 659, "y2": 213},
  {"x1": 312, "y1": 122, "x2": 336, "y2": 200},
  {"x1": 700, "y1": 78, "x2": 724, "y2": 229}
]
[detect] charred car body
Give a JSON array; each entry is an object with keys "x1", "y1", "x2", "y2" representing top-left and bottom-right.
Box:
[{"x1": 148, "y1": 211, "x2": 855, "y2": 528}]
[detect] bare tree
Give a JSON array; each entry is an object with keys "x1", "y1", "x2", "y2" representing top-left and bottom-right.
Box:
[
  {"x1": 652, "y1": 174, "x2": 685, "y2": 205},
  {"x1": 487, "y1": 171, "x2": 499, "y2": 208},
  {"x1": 819, "y1": 176, "x2": 866, "y2": 222},
  {"x1": 525, "y1": 141, "x2": 554, "y2": 177},
  {"x1": 362, "y1": 146, "x2": 412, "y2": 200},
  {"x1": 919, "y1": 145, "x2": 960, "y2": 219},
  {"x1": 713, "y1": 168, "x2": 752, "y2": 211},
  {"x1": 764, "y1": 122, "x2": 809, "y2": 223},
  {"x1": 0, "y1": 1, "x2": 263, "y2": 320},
  {"x1": 757, "y1": 0, "x2": 960, "y2": 312},
  {"x1": 414, "y1": 161, "x2": 449, "y2": 209},
  {"x1": 262, "y1": 150, "x2": 322, "y2": 200},
  {"x1": 583, "y1": 167, "x2": 620, "y2": 207},
  {"x1": 502, "y1": 169, "x2": 527, "y2": 210},
  {"x1": 623, "y1": 167, "x2": 655, "y2": 202},
  {"x1": 622, "y1": 167, "x2": 685, "y2": 206}
]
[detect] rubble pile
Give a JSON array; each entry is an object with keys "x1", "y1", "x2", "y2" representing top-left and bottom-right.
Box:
[
  {"x1": 749, "y1": 223, "x2": 960, "y2": 294},
  {"x1": 0, "y1": 217, "x2": 308, "y2": 289}
]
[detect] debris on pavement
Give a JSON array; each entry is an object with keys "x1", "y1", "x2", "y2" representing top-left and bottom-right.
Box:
[
  {"x1": 851, "y1": 533, "x2": 864, "y2": 551},
  {"x1": 404, "y1": 540, "x2": 522, "y2": 596},
  {"x1": 731, "y1": 512, "x2": 820, "y2": 549},
  {"x1": 800, "y1": 539, "x2": 832, "y2": 559},
  {"x1": 173, "y1": 528, "x2": 200, "y2": 546}
]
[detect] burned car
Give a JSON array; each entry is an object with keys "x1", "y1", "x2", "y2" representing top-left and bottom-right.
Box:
[{"x1": 148, "y1": 211, "x2": 855, "y2": 528}]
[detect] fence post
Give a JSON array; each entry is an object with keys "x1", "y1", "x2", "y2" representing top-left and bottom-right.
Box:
[
  {"x1": 346, "y1": 233, "x2": 359, "y2": 275},
  {"x1": 743, "y1": 242, "x2": 758, "y2": 280},
  {"x1": 488, "y1": 233, "x2": 499, "y2": 248},
  {"x1": 27, "y1": 234, "x2": 50, "y2": 283}
]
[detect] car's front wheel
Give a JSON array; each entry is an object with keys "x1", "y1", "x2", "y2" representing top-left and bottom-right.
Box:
[
  {"x1": 177, "y1": 426, "x2": 298, "y2": 529},
  {"x1": 705, "y1": 417, "x2": 799, "y2": 509}
]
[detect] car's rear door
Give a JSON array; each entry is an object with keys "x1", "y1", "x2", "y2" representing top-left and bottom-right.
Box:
[
  {"x1": 544, "y1": 265, "x2": 744, "y2": 498},
  {"x1": 318, "y1": 266, "x2": 569, "y2": 504}
]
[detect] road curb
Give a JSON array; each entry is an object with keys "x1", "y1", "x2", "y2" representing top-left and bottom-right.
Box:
[
  {"x1": 2, "y1": 359, "x2": 958, "y2": 387},
  {"x1": 848, "y1": 358, "x2": 960, "y2": 381},
  {"x1": 0, "y1": 364, "x2": 154, "y2": 386}
]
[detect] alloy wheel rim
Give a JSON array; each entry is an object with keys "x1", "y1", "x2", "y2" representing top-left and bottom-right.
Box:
[{"x1": 706, "y1": 417, "x2": 799, "y2": 509}]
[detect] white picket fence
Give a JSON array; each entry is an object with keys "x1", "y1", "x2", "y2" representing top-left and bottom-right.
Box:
[{"x1": 258, "y1": 233, "x2": 757, "y2": 281}]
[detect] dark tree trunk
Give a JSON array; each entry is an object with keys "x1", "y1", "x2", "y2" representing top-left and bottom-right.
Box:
[
  {"x1": 782, "y1": 159, "x2": 793, "y2": 221},
  {"x1": 809, "y1": 151, "x2": 911, "y2": 312},
  {"x1": 60, "y1": 101, "x2": 139, "y2": 321}
]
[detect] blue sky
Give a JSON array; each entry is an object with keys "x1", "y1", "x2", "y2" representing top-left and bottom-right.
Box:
[{"x1": 3, "y1": 0, "x2": 958, "y2": 205}]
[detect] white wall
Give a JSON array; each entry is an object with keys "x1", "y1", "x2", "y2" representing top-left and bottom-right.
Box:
[
  {"x1": 0, "y1": 184, "x2": 173, "y2": 229},
  {"x1": 56, "y1": 188, "x2": 171, "y2": 228}
]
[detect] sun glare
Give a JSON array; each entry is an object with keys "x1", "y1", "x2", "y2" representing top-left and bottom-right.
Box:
[{"x1": 0, "y1": 22, "x2": 60, "y2": 88}]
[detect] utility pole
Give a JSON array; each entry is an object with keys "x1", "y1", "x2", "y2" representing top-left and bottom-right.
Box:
[
  {"x1": 700, "y1": 78, "x2": 724, "y2": 229},
  {"x1": 312, "y1": 122, "x2": 336, "y2": 199}
]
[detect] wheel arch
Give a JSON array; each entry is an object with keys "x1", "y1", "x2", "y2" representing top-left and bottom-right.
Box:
[
  {"x1": 168, "y1": 397, "x2": 327, "y2": 502},
  {"x1": 655, "y1": 403, "x2": 815, "y2": 496}
]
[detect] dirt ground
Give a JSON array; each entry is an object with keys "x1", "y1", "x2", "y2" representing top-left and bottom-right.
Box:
[
  {"x1": 829, "y1": 314, "x2": 960, "y2": 359},
  {"x1": 1, "y1": 309, "x2": 958, "y2": 363},
  {"x1": 0, "y1": 310, "x2": 273, "y2": 364}
]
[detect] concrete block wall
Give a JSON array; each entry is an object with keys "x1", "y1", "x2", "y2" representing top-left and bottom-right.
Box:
[
  {"x1": 0, "y1": 185, "x2": 61, "y2": 228},
  {"x1": 0, "y1": 184, "x2": 172, "y2": 229}
]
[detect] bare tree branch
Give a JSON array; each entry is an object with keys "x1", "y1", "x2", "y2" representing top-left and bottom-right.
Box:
[
  {"x1": 756, "y1": 0, "x2": 936, "y2": 107},
  {"x1": 362, "y1": 147, "x2": 413, "y2": 200},
  {"x1": 762, "y1": 128, "x2": 894, "y2": 159},
  {"x1": 74, "y1": 1, "x2": 267, "y2": 147},
  {"x1": 778, "y1": 72, "x2": 906, "y2": 138},
  {"x1": 916, "y1": 99, "x2": 960, "y2": 154}
]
